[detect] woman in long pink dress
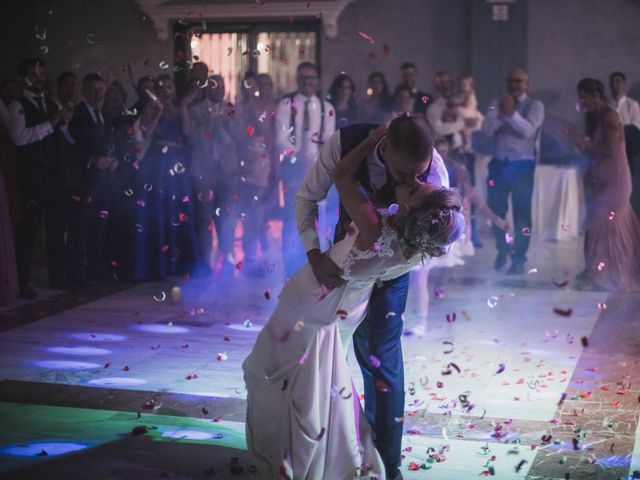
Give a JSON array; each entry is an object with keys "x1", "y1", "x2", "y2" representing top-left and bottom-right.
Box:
[{"x1": 565, "y1": 78, "x2": 640, "y2": 291}]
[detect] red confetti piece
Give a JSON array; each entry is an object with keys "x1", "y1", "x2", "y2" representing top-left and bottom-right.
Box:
[
  {"x1": 553, "y1": 307, "x2": 573, "y2": 316},
  {"x1": 336, "y1": 309, "x2": 348, "y2": 320},
  {"x1": 235, "y1": 260, "x2": 243, "y2": 270},
  {"x1": 611, "y1": 400, "x2": 621, "y2": 406},
  {"x1": 178, "y1": 213, "x2": 188, "y2": 222},
  {"x1": 161, "y1": 245, "x2": 169, "y2": 252},
  {"x1": 123, "y1": 365, "x2": 130, "y2": 371},
  {"x1": 375, "y1": 379, "x2": 389, "y2": 392},
  {"x1": 246, "y1": 125, "x2": 255, "y2": 137}
]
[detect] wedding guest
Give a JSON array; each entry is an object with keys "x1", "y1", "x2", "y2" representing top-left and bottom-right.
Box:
[
  {"x1": 328, "y1": 73, "x2": 359, "y2": 128},
  {"x1": 359, "y1": 71, "x2": 392, "y2": 123},
  {"x1": 8, "y1": 58, "x2": 73, "y2": 298},
  {"x1": 64, "y1": 73, "x2": 117, "y2": 285},
  {"x1": 130, "y1": 75, "x2": 155, "y2": 118},
  {"x1": 0, "y1": 79, "x2": 20, "y2": 227},
  {"x1": 427, "y1": 70, "x2": 465, "y2": 149},
  {"x1": 608, "y1": 71, "x2": 640, "y2": 130},
  {"x1": 55, "y1": 71, "x2": 80, "y2": 110},
  {"x1": 564, "y1": 78, "x2": 640, "y2": 291},
  {"x1": 482, "y1": 68, "x2": 544, "y2": 274},
  {"x1": 398, "y1": 62, "x2": 432, "y2": 116},
  {"x1": 391, "y1": 84, "x2": 416, "y2": 117},
  {"x1": 184, "y1": 74, "x2": 244, "y2": 277},
  {"x1": 275, "y1": 62, "x2": 335, "y2": 277},
  {"x1": 0, "y1": 99, "x2": 18, "y2": 306},
  {"x1": 455, "y1": 74, "x2": 484, "y2": 152},
  {"x1": 133, "y1": 74, "x2": 199, "y2": 279},
  {"x1": 238, "y1": 73, "x2": 277, "y2": 274}
]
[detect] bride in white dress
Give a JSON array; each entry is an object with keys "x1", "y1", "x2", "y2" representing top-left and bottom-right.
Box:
[{"x1": 243, "y1": 125, "x2": 465, "y2": 479}]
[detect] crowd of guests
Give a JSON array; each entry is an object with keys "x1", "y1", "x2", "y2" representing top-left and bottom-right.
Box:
[{"x1": 1, "y1": 56, "x2": 639, "y2": 307}]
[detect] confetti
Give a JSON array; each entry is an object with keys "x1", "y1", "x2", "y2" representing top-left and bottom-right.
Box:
[
  {"x1": 486, "y1": 296, "x2": 499, "y2": 308},
  {"x1": 433, "y1": 287, "x2": 445, "y2": 298},
  {"x1": 246, "y1": 125, "x2": 255, "y2": 136},
  {"x1": 552, "y1": 277, "x2": 569, "y2": 288},
  {"x1": 369, "y1": 355, "x2": 381, "y2": 368},
  {"x1": 608, "y1": 211, "x2": 615, "y2": 220},
  {"x1": 86, "y1": 33, "x2": 96, "y2": 44},
  {"x1": 264, "y1": 289, "x2": 271, "y2": 300},
  {"x1": 521, "y1": 227, "x2": 531, "y2": 236},
  {"x1": 336, "y1": 309, "x2": 348, "y2": 320},
  {"x1": 442, "y1": 341, "x2": 454, "y2": 354},
  {"x1": 356, "y1": 31, "x2": 375, "y2": 43},
  {"x1": 294, "y1": 319, "x2": 304, "y2": 332},
  {"x1": 597, "y1": 261, "x2": 605, "y2": 271},
  {"x1": 495, "y1": 363, "x2": 506, "y2": 375},
  {"x1": 553, "y1": 307, "x2": 572, "y2": 316},
  {"x1": 446, "y1": 312, "x2": 456, "y2": 323},
  {"x1": 243, "y1": 319, "x2": 253, "y2": 328},
  {"x1": 581, "y1": 336, "x2": 589, "y2": 347},
  {"x1": 597, "y1": 302, "x2": 607, "y2": 310},
  {"x1": 421, "y1": 95, "x2": 429, "y2": 104},
  {"x1": 153, "y1": 291, "x2": 166, "y2": 302},
  {"x1": 216, "y1": 352, "x2": 228, "y2": 361}
]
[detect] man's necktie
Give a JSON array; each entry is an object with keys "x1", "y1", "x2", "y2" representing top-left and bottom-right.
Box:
[
  {"x1": 93, "y1": 108, "x2": 104, "y2": 132},
  {"x1": 34, "y1": 96, "x2": 46, "y2": 115},
  {"x1": 303, "y1": 99, "x2": 310, "y2": 132}
]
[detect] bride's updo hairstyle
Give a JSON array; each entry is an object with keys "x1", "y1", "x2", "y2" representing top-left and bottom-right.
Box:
[{"x1": 404, "y1": 188, "x2": 465, "y2": 258}]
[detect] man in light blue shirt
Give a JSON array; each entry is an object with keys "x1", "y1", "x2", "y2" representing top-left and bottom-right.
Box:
[{"x1": 482, "y1": 68, "x2": 545, "y2": 274}]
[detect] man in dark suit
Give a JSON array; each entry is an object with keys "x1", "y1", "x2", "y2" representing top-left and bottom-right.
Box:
[
  {"x1": 64, "y1": 73, "x2": 118, "y2": 285},
  {"x1": 8, "y1": 58, "x2": 73, "y2": 298},
  {"x1": 398, "y1": 62, "x2": 433, "y2": 117}
]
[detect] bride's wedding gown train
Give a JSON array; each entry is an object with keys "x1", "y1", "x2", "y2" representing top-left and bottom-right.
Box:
[{"x1": 243, "y1": 221, "x2": 423, "y2": 479}]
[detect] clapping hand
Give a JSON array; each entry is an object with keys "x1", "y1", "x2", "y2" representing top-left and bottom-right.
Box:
[{"x1": 499, "y1": 94, "x2": 515, "y2": 117}]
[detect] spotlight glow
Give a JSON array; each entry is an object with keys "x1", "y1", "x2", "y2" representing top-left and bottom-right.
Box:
[
  {"x1": 47, "y1": 346, "x2": 111, "y2": 356},
  {"x1": 135, "y1": 324, "x2": 190, "y2": 334},
  {"x1": 87, "y1": 377, "x2": 148, "y2": 387},
  {"x1": 33, "y1": 360, "x2": 101, "y2": 369},
  {"x1": 161, "y1": 430, "x2": 218, "y2": 440},
  {"x1": 2, "y1": 442, "x2": 89, "y2": 457},
  {"x1": 70, "y1": 333, "x2": 126, "y2": 342},
  {"x1": 227, "y1": 324, "x2": 263, "y2": 332}
]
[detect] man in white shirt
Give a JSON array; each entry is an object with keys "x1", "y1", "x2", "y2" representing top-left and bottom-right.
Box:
[
  {"x1": 609, "y1": 71, "x2": 640, "y2": 130},
  {"x1": 295, "y1": 116, "x2": 448, "y2": 480},
  {"x1": 275, "y1": 62, "x2": 336, "y2": 276}
]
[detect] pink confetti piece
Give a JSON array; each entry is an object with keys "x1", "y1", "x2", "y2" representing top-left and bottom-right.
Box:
[{"x1": 356, "y1": 31, "x2": 375, "y2": 44}]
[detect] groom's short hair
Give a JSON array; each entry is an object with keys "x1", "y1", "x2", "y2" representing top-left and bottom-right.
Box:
[{"x1": 387, "y1": 116, "x2": 433, "y2": 162}]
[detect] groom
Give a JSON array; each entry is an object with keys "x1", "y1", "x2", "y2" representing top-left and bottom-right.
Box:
[{"x1": 295, "y1": 115, "x2": 448, "y2": 479}]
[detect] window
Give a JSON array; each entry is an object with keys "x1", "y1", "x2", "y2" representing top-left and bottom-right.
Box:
[{"x1": 186, "y1": 22, "x2": 320, "y2": 103}]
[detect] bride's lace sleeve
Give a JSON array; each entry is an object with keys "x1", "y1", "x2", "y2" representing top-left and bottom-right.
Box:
[{"x1": 341, "y1": 224, "x2": 397, "y2": 281}]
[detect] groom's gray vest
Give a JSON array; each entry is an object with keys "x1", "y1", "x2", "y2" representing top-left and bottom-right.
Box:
[{"x1": 333, "y1": 124, "x2": 378, "y2": 244}]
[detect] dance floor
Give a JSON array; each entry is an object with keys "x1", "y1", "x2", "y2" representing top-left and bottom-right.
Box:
[{"x1": 0, "y1": 231, "x2": 639, "y2": 480}]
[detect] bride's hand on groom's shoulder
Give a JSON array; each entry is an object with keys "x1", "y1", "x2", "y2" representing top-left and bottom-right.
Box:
[
  {"x1": 373, "y1": 122, "x2": 389, "y2": 141},
  {"x1": 307, "y1": 249, "x2": 345, "y2": 290}
]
